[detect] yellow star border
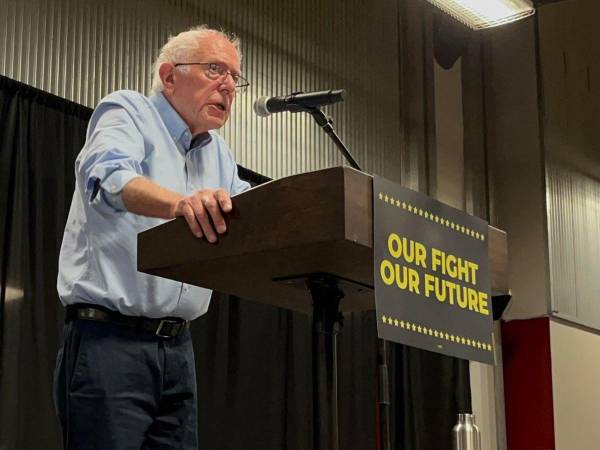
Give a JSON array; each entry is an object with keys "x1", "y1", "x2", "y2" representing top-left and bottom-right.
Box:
[
  {"x1": 377, "y1": 192, "x2": 485, "y2": 242},
  {"x1": 380, "y1": 314, "x2": 493, "y2": 352}
]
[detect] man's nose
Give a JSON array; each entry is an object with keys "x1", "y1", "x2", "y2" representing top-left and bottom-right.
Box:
[{"x1": 218, "y1": 74, "x2": 236, "y2": 92}]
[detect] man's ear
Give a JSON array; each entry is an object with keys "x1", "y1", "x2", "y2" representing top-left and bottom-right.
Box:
[{"x1": 159, "y1": 63, "x2": 176, "y2": 94}]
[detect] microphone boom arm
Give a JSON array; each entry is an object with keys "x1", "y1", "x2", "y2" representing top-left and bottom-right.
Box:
[{"x1": 305, "y1": 107, "x2": 362, "y2": 171}]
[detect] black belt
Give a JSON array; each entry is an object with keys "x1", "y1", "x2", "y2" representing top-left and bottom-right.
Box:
[{"x1": 65, "y1": 304, "x2": 190, "y2": 339}]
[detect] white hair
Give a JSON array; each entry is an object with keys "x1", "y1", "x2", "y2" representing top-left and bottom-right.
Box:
[{"x1": 150, "y1": 25, "x2": 241, "y2": 94}]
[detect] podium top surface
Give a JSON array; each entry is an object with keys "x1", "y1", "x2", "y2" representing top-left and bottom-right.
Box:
[{"x1": 138, "y1": 167, "x2": 508, "y2": 314}]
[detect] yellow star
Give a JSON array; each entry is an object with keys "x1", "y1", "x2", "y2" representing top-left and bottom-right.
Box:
[
  {"x1": 477, "y1": 342, "x2": 482, "y2": 349},
  {"x1": 487, "y1": 344, "x2": 492, "y2": 351},
  {"x1": 461, "y1": 226, "x2": 465, "y2": 233},
  {"x1": 412, "y1": 324, "x2": 417, "y2": 331},
  {"x1": 378, "y1": 192, "x2": 383, "y2": 200},
  {"x1": 461, "y1": 338, "x2": 466, "y2": 344},
  {"x1": 417, "y1": 326, "x2": 422, "y2": 333},
  {"x1": 450, "y1": 335, "x2": 455, "y2": 342},
  {"x1": 467, "y1": 339, "x2": 471, "y2": 346},
  {"x1": 396, "y1": 200, "x2": 401, "y2": 207},
  {"x1": 451, "y1": 222, "x2": 455, "y2": 229},
  {"x1": 424, "y1": 211, "x2": 429, "y2": 219},
  {"x1": 408, "y1": 205, "x2": 413, "y2": 212},
  {"x1": 382, "y1": 315, "x2": 388, "y2": 324},
  {"x1": 445, "y1": 333, "x2": 449, "y2": 340},
  {"x1": 435, "y1": 216, "x2": 439, "y2": 223},
  {"x1": 418, "y1": 209, "x2": 423, "y2": 216},
  {"x1": 394, "y1": 319, "x2": 399, "y2": 327},
  {"x1": 390, "y1": 196, "x2": 395, "y2": 204},
  {"x1": 402, "y1": 202, "x2": 407, "y2": 209},
  {"x1": 384, "y1": 195, "x2": 389, "y2": 203},
  {"x1": 434, "y1": 330, "x2": 439, "y2": 337},
  {"x1": 400, "y1": 321, "x2": 405, "y2": 328}
]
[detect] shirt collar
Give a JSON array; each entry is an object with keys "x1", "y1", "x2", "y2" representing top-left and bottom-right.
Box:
[{"x1": 149, "y1": 91, "x2": 212, "y2": 153}]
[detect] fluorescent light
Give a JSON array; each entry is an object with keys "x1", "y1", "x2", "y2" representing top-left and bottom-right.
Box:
[{"x1": 426, "y1": 0, "x2": 535, "y2": 30}]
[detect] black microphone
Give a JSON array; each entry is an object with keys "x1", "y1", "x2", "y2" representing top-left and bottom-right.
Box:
[{"x1": 253, "y1": 89, "x2": 345, "y2": 117}]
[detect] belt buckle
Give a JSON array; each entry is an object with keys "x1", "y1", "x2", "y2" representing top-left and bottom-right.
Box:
[{"x1": 155, "y1": 319, "x2": 181, "y2": 338}]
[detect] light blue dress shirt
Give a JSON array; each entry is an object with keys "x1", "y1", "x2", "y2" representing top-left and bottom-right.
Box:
[{"x1": 58, "y1": 90, "x2": 250, "y2": 320}]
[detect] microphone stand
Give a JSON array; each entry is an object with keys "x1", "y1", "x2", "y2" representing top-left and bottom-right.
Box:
[
  {"x1": 305, "y1": 108, "x2": 361, "y2": 171},
  {"x1": 305, "y1": 106, "x2": 391, "y2": 450}
]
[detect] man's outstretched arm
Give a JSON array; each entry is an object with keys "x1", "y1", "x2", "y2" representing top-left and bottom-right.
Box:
[{"x1": 122, "y1": 177, "x2": 232, "y2": 243}]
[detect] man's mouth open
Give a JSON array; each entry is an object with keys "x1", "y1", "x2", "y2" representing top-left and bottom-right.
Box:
[{"x1": 210, "y1": 103, "x2": 227, "y2": 112}]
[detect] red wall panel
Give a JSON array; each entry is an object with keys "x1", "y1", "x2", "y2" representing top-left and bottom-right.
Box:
[{"x1": 502, "y1": 317, "x2": 555, "y2": 450}]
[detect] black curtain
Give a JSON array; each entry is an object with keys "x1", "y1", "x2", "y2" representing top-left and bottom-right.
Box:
[{"x1": 0, "y1": 75, "x2": 470, "y2": 450}]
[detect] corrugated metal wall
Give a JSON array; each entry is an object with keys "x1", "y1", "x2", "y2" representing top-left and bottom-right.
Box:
[
  {"x1": 0, "y1": 0, "x2": 403, "y2": 181},
  {"x1": 539, "y1": 1, "x2": 600, "y2": 330},
  {"x1": 547, "y1": 163, "x2": 600, "y2": 327}
]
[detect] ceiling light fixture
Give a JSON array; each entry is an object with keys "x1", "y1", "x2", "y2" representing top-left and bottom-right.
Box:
[{"x1": 426, "y1": 0, "x2": 535, "y2": 30}]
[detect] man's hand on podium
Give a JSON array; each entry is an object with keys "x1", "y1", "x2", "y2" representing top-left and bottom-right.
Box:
[
  {"x1": 173, "y1": 188, "x2": 232, "y2": 243},
  {"x1": 122, "y1": 177, "x2": 232, "y2": 244}
]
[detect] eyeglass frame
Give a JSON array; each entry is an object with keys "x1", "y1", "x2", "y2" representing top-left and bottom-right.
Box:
[{"x1": 173, "y1": 62, "x2": 250, "y2": 91}]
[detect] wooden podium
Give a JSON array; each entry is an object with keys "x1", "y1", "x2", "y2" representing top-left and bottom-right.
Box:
[{"x1": 138, "y1": 166, "x2": 509, "y2": 450}]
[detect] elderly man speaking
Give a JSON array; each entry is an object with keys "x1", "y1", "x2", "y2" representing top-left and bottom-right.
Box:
[{"x1": 54, "y1": 25, "x2": 250, "y2": 449}]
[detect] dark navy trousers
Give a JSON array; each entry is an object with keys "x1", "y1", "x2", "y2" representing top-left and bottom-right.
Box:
[{"x1": 53, "y1": 319, "x2": 198, "y2": 450}]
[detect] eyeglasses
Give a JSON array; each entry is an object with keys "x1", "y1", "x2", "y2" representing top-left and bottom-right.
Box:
[{"x1": 174, "y1": 62, "x2": 250, "y2": 91}]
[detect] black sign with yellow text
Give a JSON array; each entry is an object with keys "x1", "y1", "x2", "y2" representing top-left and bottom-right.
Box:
[{"x1": 374, "y1": 176, "x2": 494, "y2": 364}]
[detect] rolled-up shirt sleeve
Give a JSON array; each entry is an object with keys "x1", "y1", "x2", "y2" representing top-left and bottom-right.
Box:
[{"x1": 76, "y1": 103, "x2": 145, "y2": 212}]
